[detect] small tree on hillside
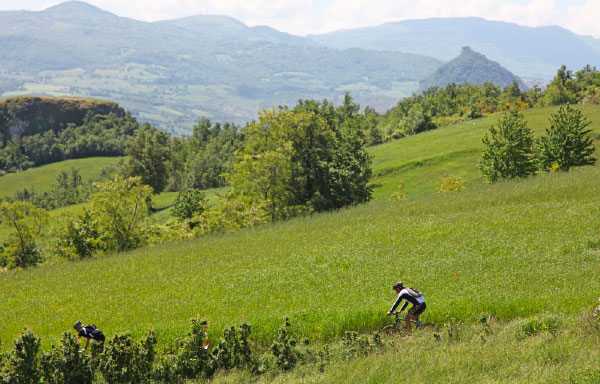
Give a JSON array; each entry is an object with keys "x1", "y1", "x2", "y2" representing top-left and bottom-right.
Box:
[
  {"x1": 124, "y1": 123, "x2": 172, "y2": 194},
  {"x1": 478, "y1": 109, "x2": 537, "y2": 182},
  {"x1": 537, "y1": 105, "x2": 596, "y2": 172},
  {"x1": 0, "y1": 201, "x2": 48, "y2": 269},
  {"x1": 91, "y1": 175, "x2": 153, "y2": 252}
]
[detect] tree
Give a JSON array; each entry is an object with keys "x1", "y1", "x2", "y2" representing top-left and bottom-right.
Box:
[
  {"x1": 172, "y1": 189, "x2": 207, "y2": 221},
  {"x1": 537, "y1": 105, "x2": 596, "y2": 171},
  {"x1": 0, "y1": 201, "x2": 48, "y2": 269},
  {"x1": 91, "y1": 175, "x2": 153, "y2": 252},
  {"x1": 478, "y1": 109, "x2": 537, "y2": 182},
  {"x1": 124, "y1": 123, "x2": 171, "y2": 194}
]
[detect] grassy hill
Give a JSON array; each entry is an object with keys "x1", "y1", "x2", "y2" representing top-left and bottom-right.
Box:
[
  {"x1": 1, "y1": 106, "x2": 600, "y2": 382},
  {"x1": 0, "y1": 156, "x2": 123, "y2": 198}
]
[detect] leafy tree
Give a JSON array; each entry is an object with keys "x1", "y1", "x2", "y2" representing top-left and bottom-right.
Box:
[
  {"x1": 48, "y1": 210, "x2": 102, "y2": 260},
  {"x1": 0, "y1": 201, "x2": 48, "y2": 269},
  {"x1": 124, "y1": 123, "x2": 172, "y2": 194},
  {"x1": 91, "y1": 175, "x2": 153, "y2": 252},
  {"x1": 478, "y1": 109, "x2": 537, "y2": 182},
  {"x1": 172, "y1": 189, "x2": 207, "y2": 221},
  {"x1": 537, "y1": 105, "x2": 596, "y2": 171},
  {"x1": 0, "y1": 329, "x2": 41, "y2": 384}
]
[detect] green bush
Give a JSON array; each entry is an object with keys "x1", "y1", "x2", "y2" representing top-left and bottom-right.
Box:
[
  {"x1": 39, "y1": 332, "x2": 93, "y2": 384},
  {"x1": 211, "y1": 323, "x2": 255, "y2": 372},
  {"x1": 174, "y1": 318, "x2": 211, "y2": 379},
  {"x1": 97, "y1": 331, "x2": 157, "y2": 384},
  {"x1": 516, "y1": 314, "x2": 563, "y2": 339},
  {"x1": 172, "y1": 189, "x2": 207, "y2": 222},
  {"x1": 436, "y1": 174, "x2": 466, "y2": 193},
  {"x1": 270, "y1": 318, "x2": 299, "y2": 372},
  {"x1": 0, "y1": 329, "x2": 41, "y2": 384}
]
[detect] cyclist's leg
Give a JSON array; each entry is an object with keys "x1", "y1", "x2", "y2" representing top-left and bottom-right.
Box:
[
  {"x1": 405, "y1": 308, "x2": 415, "y2": 333},
  {"x1": 413, "y1": 302, "x2": 426, "y2": 322}
]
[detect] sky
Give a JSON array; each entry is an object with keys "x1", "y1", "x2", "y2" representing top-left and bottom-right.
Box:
[{"x1": 1, "y1": 0, "x2": 599, "y2": 38}]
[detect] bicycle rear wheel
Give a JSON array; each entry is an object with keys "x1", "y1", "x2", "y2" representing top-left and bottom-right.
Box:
[{"x1": 420, "y1": 323, "x2": 440, "y2": 332}]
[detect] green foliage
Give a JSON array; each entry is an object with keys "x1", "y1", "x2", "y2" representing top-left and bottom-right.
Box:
[
  {"x1": 436, "y1": 174, "x2": 466, "y2": 193},
  {"x1": 271, "y1": 318, "x2": 299, "y2": 372},
  {"x1": 227, "y1": 95, "x2": 372, "y2": 218},
  {"x1": 0, "y1": 329, "x2": 41, "y2": 384},
  {"x1": 0, "y1": 111, "x2": 138, "y2": 174},
  {"x1": 39, "y1": 332, "x2": 93, "y2": 384},
  {"x1": 97, "y1": 331, "x2": 157, "y2": 384},
  {"x1": 184, "y1": 119, "x2": 242, "y2": 190},
  {"x1": 175, "y1": 318, "x2": 211, "y2": 379},
  {"x1": 478, "y1": 109, "x2": 537, "y2": 182},
  {"x1": 515, "y1": 314, "x2": 563, "y2": 339},
  {"x1": 124, "y1": 123, "x2": 172, "y2": 194},
  {"x1": 172, "y1": 189, "x2": 208, "y2": 222},
  {"x1": 0, "y1": 201, "x2": 48, "y2": 269},
  {"x1": 391, "y1": 181, "x2": 407, "y2": 200},
  {"x1": 537, "y1": 105, "x2": 596, "y2": 172},
  {"x1": 90, "y1": 175, "x2": 153, "y2": 252},
  {"x1": 48, "y1": 210, "x2": 103, "y2": 260},
  {"x1": 211, "y1": 323, "x2": 255, "y2": 372}
]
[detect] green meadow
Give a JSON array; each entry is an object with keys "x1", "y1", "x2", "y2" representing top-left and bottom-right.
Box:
[
  {"x1": 1, "y1": 106, "x2": 600, "y2": 382},
  {"x1": 0, "y1": 156, "x2": 124, "y2": 198}
]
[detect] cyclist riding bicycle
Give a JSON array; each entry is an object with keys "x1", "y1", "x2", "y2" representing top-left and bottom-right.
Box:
[
  {"x1": 74, "y1": 320, "x2": 105, "y2": 355},
  {"x1": 387, "y1": 281, "x2": 426, "y2": 333}
]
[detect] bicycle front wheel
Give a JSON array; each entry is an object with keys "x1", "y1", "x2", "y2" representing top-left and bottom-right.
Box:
[{"x1": 380, "y1": 324, "x2": 408, "y2": 337}]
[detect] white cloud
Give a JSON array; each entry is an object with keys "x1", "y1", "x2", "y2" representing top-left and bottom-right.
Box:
[{"x1": 566, "y1": 0, "x2": 600, "y2": 37}]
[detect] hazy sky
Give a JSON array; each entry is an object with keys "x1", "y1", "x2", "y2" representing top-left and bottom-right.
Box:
[{"x1": 2, "y1": 0, "x2": 599, "y2": 38}]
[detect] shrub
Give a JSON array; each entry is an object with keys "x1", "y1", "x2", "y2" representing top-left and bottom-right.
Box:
[
  {"x1": 39, "y1": 332, "x2": 93, "y2": 384},
  {"x1": 0, "y1": 329, "x2": 41, "y2": 384},
  {"x1": 515, "y1": 314, "x2": 563, "y2": 339},
  {"x1": 97, "y1": 331, "x2": 157, "y2": 384},
  {"x1": 172, "y1": 189, "x2": 207, "y2": 223},
  {"x1": 436, "y1": 175, "x2": 466, "y2": 193},
  {"x1": 48, "y1": 210, "x2": 103, "y2": 260},
  {"x1": 211, "y1": 323, "x2": 255, "y2": 372},
  {"x1": 174, "y1": 318, "x2": 211, "y2": 379},
  {"x1": 391, "y1": 181, "x2": 407, "y2": 200},
  {"x1": 0, "y1": 202, "x2": 48, "y2": 269},
  {"x1": 271, "y1": 318, "x2": 299, "y2": 372}
]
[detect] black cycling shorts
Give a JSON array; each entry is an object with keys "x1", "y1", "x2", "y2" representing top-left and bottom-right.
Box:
[{"x1": 409, "y1": 302, "x2": 426, "y2": 316}]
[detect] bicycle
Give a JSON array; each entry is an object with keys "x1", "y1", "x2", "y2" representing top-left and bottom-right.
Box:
[{"x1": 380, "y1": 311, "x2": 439, "y2": 336}]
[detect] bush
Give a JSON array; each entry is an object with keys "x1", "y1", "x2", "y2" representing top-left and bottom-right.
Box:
[
  {"x1": 172, "y1": 189, "x2": 207, "y2": 222},
  {"x1": 174, "y1": 318, "x2": 211, "y2": 379},
  {"x1": 39, "y1": 332, "x2": 93, "y2": 384},
  {"x1": 211, "y1": 323, "x2": 255, "y2": 372},
  {"x1": 97, "y1": 331, "x2": 157, "y2": 384},
  {"x1": 0, "y1": 329, "x2": 41, "y2": 384},
  {"x1": 515, "y1": 314, "x2": 563, "y2": 339},
  {"x1": 270, "y1": 318, "x2": 299, "y2": 372},
  {"x1": 436, "y1": 175, "x2": 466, "y2": 193}
]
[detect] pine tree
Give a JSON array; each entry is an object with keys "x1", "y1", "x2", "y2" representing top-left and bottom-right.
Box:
[
  {"x1": 478, "y1": 109, "x2": 537, "y2": 182},
  {"x1": 537, "y1": 105, "x2": 596, "y2": 171}
]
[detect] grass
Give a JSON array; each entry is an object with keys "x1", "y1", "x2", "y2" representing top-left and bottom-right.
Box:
[
  {"x1": 210, "y1": 314, "x2": 600, "y2": 384},
  {"x1": 1, "y1": 105, "x2": 600, "y2": 372},
  {"x1": 0, "y1": 157, "x2": 124, "y2": 198}
]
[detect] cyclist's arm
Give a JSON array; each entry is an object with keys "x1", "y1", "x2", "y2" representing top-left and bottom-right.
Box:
[
  {"x1": 400, "y1": 301, "x2": 409, "y2": 313},
  {"x1": 389, "y1": 296, "x2": 403, "y2": 313}
]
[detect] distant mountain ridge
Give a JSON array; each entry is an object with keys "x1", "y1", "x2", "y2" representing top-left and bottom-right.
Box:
[
  {"x1": 419, "y1": 46, "x2": 526, "y2": 91},
  {"x1": 309, "y1": 17, "x2": 600, "y2": 80},
  {"x1": 0, "y1": 1, "x2": 442, "y2": 133}
]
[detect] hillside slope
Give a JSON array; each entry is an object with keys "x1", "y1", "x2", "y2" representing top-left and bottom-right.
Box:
[{"x1": 1, "y1": 106, "x2": 599, "y2": 351}]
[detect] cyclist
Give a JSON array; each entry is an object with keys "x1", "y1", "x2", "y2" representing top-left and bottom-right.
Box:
[
  {"x1": 73, "y1": 320, "x2": 105, "y2": 355},
  {"x1": 387, "y1": 281, "x2": 426, "y2": 333}
]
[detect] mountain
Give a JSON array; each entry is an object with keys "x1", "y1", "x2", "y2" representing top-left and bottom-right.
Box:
[
  {"x1": 419, "y1": 46, "x2": 526, "y2": 91},
  {"x1": 0, "y1": 1, "x2": 442, "y2": 134},
  {"x1": 309, "y1": 17, "x2": 600, "y2": 80}
]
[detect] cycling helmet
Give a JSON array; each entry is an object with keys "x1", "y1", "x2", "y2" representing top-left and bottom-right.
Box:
[
  {"x1": 392, "y1": 281, "x2": 403, "y2": 290},
  {"x1": 73, "y1": 320, "x2": 82, "y2": 329}
]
